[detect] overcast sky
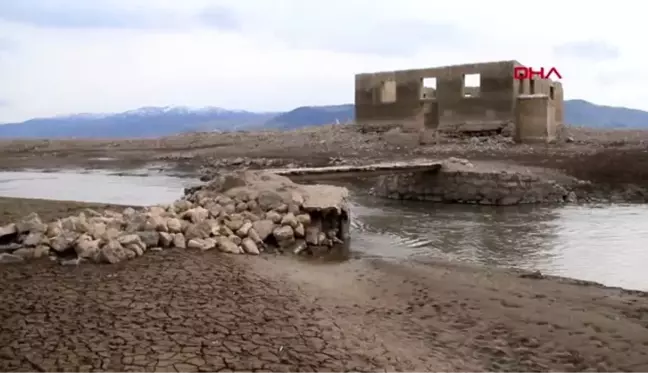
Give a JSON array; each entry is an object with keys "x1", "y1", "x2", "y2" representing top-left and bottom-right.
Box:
[{"x1": 0, "y1": 0, "x2": 643, "y2": 122}]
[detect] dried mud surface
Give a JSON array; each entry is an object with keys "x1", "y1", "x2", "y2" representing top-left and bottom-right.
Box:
[{"x1": 1, "y1": 251, "x2": 647, "y2": 372}]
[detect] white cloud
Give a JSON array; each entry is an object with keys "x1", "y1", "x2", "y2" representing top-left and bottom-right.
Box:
[{"x1": 0, "y1": 0, "x2": 645, "y2": 122}]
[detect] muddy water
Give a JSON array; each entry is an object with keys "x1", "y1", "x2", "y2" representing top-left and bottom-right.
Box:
[{"x1": 1, "y1": 171, "x2": 647, "y2": 291}]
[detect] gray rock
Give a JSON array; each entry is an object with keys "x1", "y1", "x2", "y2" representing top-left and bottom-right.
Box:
[
  {"x1": 236, "y1": 222, "x2": 253, "y2": 237},
  {"x1": 0, "y1": 253, "x2": 23, "y2": 264},
  {"x1": 252, "y1": 220, "x2": 274, "y2": 241},
  {"x1": 173, "y1": 200, "x2": 193, "y2": 213},
  {"x1": 218, "y1": 236, "x2": 240, "y2": 254},
  {"x1": 124, "y1": 243, "x2": 143, "y2": 257},
  {"x1": 137, "y1": 231, "x2": 160, "y2": 248},
  {"x1": 45, "y1": 221, "x2": 63, "y2": 238},
  {"x1": 173, "y1": 233, "x2": 187, "y2": 249},
  {"x1": 159, "y1": 232, "x2": 173, "y2": 248},
  {"x1": 296, "y1": 214, "x2": 311, "y2": 226},
  {"x1": 275, "y1": 203, "x2": 289, "y2": 213},
  {"x1": 294, "y1": 223, "x2": 305, "y2": 238},
  {"x1": 280, "y1": 213, "x2": 299, "y2": 229},
  {"x1": 0, "y1": 223, "x2": 17, "y2": 238},
  {"x1": 16, "y1": 213, "x2": 47, "y2": 234},
  {"x1": 246, "y1": 200, "x2": 259, "y2": 212},
  {"x1": 50, "y1": 232, "x2": 80, "y2": 253},
  {"x1": 247, "y1": 228, "x2": 263, "y2": 244},
  {"x1": 273, "y1": 225, "x2": 295, "y2": 245},
  {"x1": 22, "y1": 231, "x2": 45, "y2": 247},
  {"x1": 184, "y1": 221, "x2": 213, "y2": 240},
  {"x1": 75, "y1": 238, "x2": 101, "y2": 260},
  {"x1": 224, "y1": 218, "x2": 244, "y2": 231},
  {"x1": 265, "y1": 211, "x2": 282, "y2": 224},
  {"x1": 229, "y1": 235, "x2": 242, "y2": 246},
  {"x1": 122, "y1": 207, "x2": 137, "y2": 217},
  {"x1": 183, "y1": 207, "x2": 209, "y2": 223},
  {"x1": 99, "y1": 240, "x2": 129, "y2": 264},
  {"x1": 89, "y1": 222, "x2": 107, "y2": 239},
  {"x1": 188, "y1": 238, "x2": 214, "y2": 251},
  {"x1": 288, "y1": 204, "x2": 300, "y2": 214},
  {"x1": 235, "y1": 202, "x2": 248, "y2": 212},
  {"x1": 166, "y1": 218, "x2": 182, "y2": 233},
  {"x1": 223, "y1": 203, "x2": 236, "y2": 214},
  {"x1": 241, "y1": 238, "x2": 260, "y2": 255},
  {"x1": 207, "y1": 204, "x2": 224, "y2": 218},
  {"x1": 117, "y1": 234, "x2": 146, "y2": 253}
]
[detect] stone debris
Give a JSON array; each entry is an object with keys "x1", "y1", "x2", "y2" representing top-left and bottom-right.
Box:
[{"x1": 0, "y1": 171, "x2": 350, "y2": 266}]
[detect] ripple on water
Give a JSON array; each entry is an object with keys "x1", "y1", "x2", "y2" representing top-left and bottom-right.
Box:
[{"x1": 350, "y1": 196, "x2": 648, "y2": 291}]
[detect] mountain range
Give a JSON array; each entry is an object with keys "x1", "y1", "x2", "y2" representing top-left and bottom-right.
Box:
[{"x1": 0, "y1": 99, "x2": 646, "y2": 138}]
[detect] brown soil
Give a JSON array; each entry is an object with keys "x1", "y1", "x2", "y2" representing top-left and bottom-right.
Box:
[{"x1": 1, "y1": 250, "x2": 647, "y2": 372}]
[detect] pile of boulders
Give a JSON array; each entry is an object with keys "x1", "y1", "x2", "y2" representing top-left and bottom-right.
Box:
[{"x1": 0, "y1": 171, "x2": 350, "y2": 265}]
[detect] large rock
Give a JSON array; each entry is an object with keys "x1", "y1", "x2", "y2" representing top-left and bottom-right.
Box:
[
  {"x1": 273, "y1": 225, "x2": 295, "y2": 247},
  {"x1": 50, "y1": 232, "x2": 80, "y2": 253},
  {"x1": 0, "y1": 223, "x2": 17, "y2": 238},
  {"x1": 252, "y1": 220, "x2": 274, "y2": 241},
  {"x1": 75, "y1": 236, "x2": 101, "y2": 260},
  {"x1": 99, "y1": 240, "x2": 129, "y2": 264},
  {"x1": 16, "y1": 213, "x2": 47, "y2": 234}
]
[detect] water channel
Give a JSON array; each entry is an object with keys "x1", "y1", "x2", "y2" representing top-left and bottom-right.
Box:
[{"x1": 1, "y1": 170, "x2": 647, "y2": 291}]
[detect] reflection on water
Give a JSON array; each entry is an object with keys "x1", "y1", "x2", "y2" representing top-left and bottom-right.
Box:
[
  {"x1": 351, "y1": 195, "x2": 648, "y2": 291},
  {"x1": 1, "y1": 171, "x2": 647, "y2": 291},
  {"x1": 0, "y1": 171, "x2": 200, "y2": 206}
]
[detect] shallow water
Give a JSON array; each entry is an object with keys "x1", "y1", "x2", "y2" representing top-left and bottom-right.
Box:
[
  {"x1": 1, "y1": 171, "x2": 647, "y2": 291},
  {"x1": 0, "y1": 170, "x2": 200, "y2": 206},
  {"x1": 351, "y1": 195, "x2": 648, "y2": 291}
]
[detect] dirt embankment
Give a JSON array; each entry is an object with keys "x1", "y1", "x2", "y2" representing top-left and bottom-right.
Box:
[{"x1": 0, "y1": 125, "x2": 647, "y2": 191}]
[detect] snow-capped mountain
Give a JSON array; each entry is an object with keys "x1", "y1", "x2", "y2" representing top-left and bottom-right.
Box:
[{"x1": 0, "y1": 106, "x2": 280, "y2": 138}]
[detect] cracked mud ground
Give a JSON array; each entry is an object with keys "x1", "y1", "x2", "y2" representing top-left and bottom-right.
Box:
[{"x1": 2, "y1": 250, "x2": 648, "y2": 372}]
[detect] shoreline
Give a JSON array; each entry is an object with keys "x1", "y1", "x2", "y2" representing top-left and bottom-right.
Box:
[{"x1": 1, "y1": 195, "x2": 647, "y2": 294}]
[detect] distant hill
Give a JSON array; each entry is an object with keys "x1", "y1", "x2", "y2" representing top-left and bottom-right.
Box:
[
  {"x1": 0, "y1": 106, "x2": 278, "y2": 138},
  {"x1": 563, "y1": 99, "x2": 648, "y2": 128},
  {"x1": 264, "y1": 104, "x2": 355, "y2": 130},
  {"x1": 0, "y1": 100, "x2": 646, "y2": 138}
]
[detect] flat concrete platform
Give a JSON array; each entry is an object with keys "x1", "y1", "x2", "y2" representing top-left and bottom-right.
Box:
[{"x1": 269, "y1": 160, "x2": 443, "y2": 180}]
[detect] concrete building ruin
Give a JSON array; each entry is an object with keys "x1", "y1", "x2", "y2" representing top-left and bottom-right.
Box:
[{"x1": 354, "y1": 60, "x2": 564, "y2": 143}]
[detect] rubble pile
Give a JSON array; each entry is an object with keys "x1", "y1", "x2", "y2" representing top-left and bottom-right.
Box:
[{"x1": 0, "y1": 171, "x2": 350, "y2": 265}]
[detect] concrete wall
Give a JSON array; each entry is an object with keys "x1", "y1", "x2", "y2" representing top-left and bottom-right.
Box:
[
  {"x1": 355, "y1": 60, "x2": 520, "y2": 132},
  {"x1": 515, "y1": 94, "x2": 557, "y2": 143},
  {"x1": 355, "y1": 59, "x2": 564, "y2": 142}
]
